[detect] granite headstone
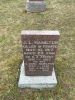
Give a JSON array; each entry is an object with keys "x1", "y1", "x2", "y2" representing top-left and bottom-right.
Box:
[
  {"x1": 21, "y1": 30, "x2": 60, "y2": 76},
  {"x1": 18, "y1": 30, "x2": 60, "y2": 88}
]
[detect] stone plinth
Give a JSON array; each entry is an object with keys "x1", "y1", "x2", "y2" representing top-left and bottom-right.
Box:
[{"x1": 18, "y1": 61, "x2": 57, "y2": 89}]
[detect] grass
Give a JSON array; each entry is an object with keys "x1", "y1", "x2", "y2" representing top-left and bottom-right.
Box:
[{"x1": 0, "y1": 0, "x2": 75, "y2": 99}]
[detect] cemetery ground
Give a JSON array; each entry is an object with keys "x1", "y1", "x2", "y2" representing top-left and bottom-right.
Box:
[{"x1": 0, "y1": 0, "x2": 75, "y2": 100}]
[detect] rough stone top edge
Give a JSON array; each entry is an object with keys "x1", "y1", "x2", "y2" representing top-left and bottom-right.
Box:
[{"x1": 21, "y1": 30, "x2": 60, "y2": 35}]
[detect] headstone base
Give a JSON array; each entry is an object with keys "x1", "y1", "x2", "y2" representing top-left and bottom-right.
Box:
[
  {"x1": 18, "y1": 61, "x2": 57, "y2": 89},
  {"x1": 26, "y1": 0, "x2": 46, "y2": 12}
]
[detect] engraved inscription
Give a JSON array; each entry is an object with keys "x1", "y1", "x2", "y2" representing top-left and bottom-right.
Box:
[{"x1": 21, "y1": 34, "x2": 59, "y2": 76}]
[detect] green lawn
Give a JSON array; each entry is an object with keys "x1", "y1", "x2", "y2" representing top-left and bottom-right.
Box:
[{"x1": 0, "y1": 0, "x2": 75, "y2": 100}]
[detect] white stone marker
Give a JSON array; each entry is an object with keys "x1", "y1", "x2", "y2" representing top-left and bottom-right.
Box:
[{"x1": 26, "y1": 0, "x2": 46, "y2": 12}]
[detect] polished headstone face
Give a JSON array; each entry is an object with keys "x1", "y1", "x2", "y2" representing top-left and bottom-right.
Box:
[{"x1": 21, "y1": 31, "x2": 60, "y2": 76}]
